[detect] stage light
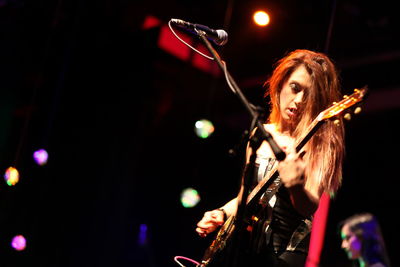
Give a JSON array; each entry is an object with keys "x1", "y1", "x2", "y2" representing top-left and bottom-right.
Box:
[
  {"x1": 194, "y1": 119, "x2": 214, "y2": 139},
  {"x1": 4, "y1": 166, "x2": 19, "y2": 186},
  {"x1": 11, "y1": 235, "x2": 26, "y2": 251},
  {"x1": 253, "y1": 11, "x2": 270, "y2": 26},
  {"x1": 33, "y1": 149, "x2": 48, "y2": 166},
  {"x1": 180, "y1": 187, "x2": 200, "y2": 208}
]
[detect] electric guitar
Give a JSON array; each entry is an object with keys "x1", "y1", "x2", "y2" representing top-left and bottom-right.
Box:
[{"x1": 200, "y1": 87, "x2": 368, "y2": 267}]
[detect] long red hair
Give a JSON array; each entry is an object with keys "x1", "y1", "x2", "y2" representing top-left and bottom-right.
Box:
[{"x1": 264, "y1": 49, "x2": 345, "y2": 195}]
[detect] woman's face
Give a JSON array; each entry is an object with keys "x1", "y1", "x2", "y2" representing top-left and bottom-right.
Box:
[
  {"x1": 341, "y1": 224, "x2": 362, "y2": 260},
  {"x1": 279, "y1": 65, "x2": 311, "y2": 125}
]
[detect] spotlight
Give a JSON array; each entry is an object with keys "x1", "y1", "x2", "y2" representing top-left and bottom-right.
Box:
[{"x1": 253, "y1": 11, "x2": 270, "y2": 26}]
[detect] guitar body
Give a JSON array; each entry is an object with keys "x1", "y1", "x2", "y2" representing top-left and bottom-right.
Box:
[
  {"x1": 200, "y1": 171, "x2": 280, "y2": 267},
  {"x1": 200, "y1": 216, "x2": 236, "y2": 267},
  {"x1": 200, "y1": 215, "x2": 259, "y2": 267}
]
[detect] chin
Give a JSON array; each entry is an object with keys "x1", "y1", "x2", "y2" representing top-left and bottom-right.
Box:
[{"x1": 348, "y1": 251, "x2": 359, "y2": 260}]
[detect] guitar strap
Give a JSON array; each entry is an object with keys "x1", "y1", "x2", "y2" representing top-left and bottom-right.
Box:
[{"x1": 256, "y1": 158, "x2": 276, "y2": 183}]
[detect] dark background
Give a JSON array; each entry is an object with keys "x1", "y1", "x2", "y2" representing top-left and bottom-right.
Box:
[{"x1": 0, "y1": 0, "x2": 399, "y2": 266}]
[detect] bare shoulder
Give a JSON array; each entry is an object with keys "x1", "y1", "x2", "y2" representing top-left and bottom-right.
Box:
[
  {"x1": 257, "y1": 124, "x2": 281, "y2": 157},
  {"x1": 263, "y1": 123, "x2": 277, "y2": 134},
  {"x1": 263, "y1": 123, "x2": 294, "y2": 149}
]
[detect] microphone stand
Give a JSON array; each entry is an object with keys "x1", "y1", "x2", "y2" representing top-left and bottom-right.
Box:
[
  {"x1": 196, "y1": 30, "x2": 286, "y2": 267},
  {"x1": 196, "y1": 31, "x2": 285, "y2": 161}
]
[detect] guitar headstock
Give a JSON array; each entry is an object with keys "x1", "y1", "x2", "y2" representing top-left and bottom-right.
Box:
[{"x1": 317, "y1": 87, "x2": 368, "y2": 122}]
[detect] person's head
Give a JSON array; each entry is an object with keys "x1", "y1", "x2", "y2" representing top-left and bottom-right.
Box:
[
  {"x1": 340, "y1": 213, "x2": 390, "y2": 266},
  {"x1": 264, "y1": 49, "x2": 341, "y2": 134},
  {"x1": 264, "y1": 49, "x2": 344, "y2": 193}
]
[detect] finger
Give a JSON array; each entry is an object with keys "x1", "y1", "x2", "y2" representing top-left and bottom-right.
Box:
[
  {"x1": 198, "y1": 231, "x2": 207, "y2": 238},
  {"x1": 196, "y1": 227, "x2": 206, "y2": 233},
  {"x1": 197, "y1": 221, "x2": 217, "y2": 229},
  {"x1": 196, "y1": 228, "x2": 207, "y2": 237},
  {"x1": 197, "y1": 221, "x2": 209, "y2": 228}
]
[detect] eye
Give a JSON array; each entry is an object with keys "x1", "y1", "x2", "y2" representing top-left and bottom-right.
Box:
[{"x1": 289, "y1": 82, "x2": 302, "y2": 93}]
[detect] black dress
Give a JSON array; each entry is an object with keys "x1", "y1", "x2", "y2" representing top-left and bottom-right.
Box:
[{"x1": 245, "y1": 157, "x2": 312, "y2": 267}]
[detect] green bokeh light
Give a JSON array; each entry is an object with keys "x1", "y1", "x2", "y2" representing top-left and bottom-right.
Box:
[
  {"x1": 180, "y1": 187, "x2": 201, "y2": 208},
  {"x1": 194, "y1": 119, "x2": 214, "y2": 139}
]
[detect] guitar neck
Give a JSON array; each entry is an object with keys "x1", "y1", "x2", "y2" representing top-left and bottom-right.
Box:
[{"x1": 295, "y1": 117, "x2": 324, "y2": 152}]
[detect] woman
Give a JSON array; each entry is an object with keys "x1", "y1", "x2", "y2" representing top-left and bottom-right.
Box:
[
  {"x1": 340, "y1": 213, "x2": 391, "y2": 267},
  {"x1": 196, "y1": 49, "x2": 345, "y2": 266}
]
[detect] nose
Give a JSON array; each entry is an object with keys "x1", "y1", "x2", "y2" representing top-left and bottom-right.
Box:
[
  {"x1": 294, "y1": 91, "x2": 304, "y2": 105},
  {"x1": 341, "y1": 240, "x2": 347, "y2": 249}
]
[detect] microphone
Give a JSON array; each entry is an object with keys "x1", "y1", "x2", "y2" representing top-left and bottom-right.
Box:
[{"x1": 170, "y1": 18, "x2": 228, "y2": 46}]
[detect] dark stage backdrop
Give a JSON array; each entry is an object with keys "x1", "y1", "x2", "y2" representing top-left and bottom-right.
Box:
[{"x1": 1, "y1": 1, "x2": 399, "y2": 267}]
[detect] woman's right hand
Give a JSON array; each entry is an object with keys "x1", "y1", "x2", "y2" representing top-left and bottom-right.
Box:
[{"x1": 196, "y1": 209, "x2": 226, "y2": 237}]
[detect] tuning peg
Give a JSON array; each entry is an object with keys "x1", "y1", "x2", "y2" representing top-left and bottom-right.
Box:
[
  {"x1": 344, "y1": 113, "x2": 351, "y2": 120},
  {"x1": 354, "y1": 106, "x2": 362, "y2": 114},
  {"x1": 334, "y1": 119, "x2": 340, "y2": 126}
]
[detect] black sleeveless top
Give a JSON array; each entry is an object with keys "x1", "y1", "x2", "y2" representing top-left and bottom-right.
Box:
[
  {"x1": 252, "y1": 157, "x2": 312, "y2": 255},
  {"x1": 270, "y1": 186, "x2": 311, "y2": 253}
]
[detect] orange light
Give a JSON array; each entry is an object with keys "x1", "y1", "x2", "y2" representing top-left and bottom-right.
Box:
[
  {"x1": 253, "y1": 11, "x2": 270, "y2": 26},
  {"x1": 4, "y1": 167, "x2": 20, "y2": 186}
]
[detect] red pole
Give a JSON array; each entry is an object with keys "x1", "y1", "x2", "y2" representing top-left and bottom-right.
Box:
[{"x1": 306, "y1": 192, "x2": 331, "y2": 267}]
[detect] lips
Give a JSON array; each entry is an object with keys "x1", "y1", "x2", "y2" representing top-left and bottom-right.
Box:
[{"x1": 287, "y1": 107, "x2": 298, "y2": 117}]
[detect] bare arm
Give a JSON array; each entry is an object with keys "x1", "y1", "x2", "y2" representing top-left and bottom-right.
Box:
[{"x1": 196, "y1": 198, "x2": 238, "y2": 237}]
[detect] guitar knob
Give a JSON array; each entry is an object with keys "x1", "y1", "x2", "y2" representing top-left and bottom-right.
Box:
[
  {"x1": 344, "y1": 113, "x2": 351, "y2": 120},
  {"x1": 334, "y1": 119, "x2": 340, "y2": 126},
  {"x1": 354, "y1": 106, "x2": 362, "y2": 114}
]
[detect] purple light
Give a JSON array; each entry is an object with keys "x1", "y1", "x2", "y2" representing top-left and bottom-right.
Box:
[
  {"x1": 11, "y1": 235, "x2": 26, "y2": 251},
  {"x1": 138, "y1": 224, "x2": 148, "y2": 246},
  {"x1": 33, "y1": 149, "x2": 48, "y2": 166}
]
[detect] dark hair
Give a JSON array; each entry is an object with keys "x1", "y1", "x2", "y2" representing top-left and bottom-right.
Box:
[{"x1": 340, "y1": 213, "x2": 391, "y2": 267}]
